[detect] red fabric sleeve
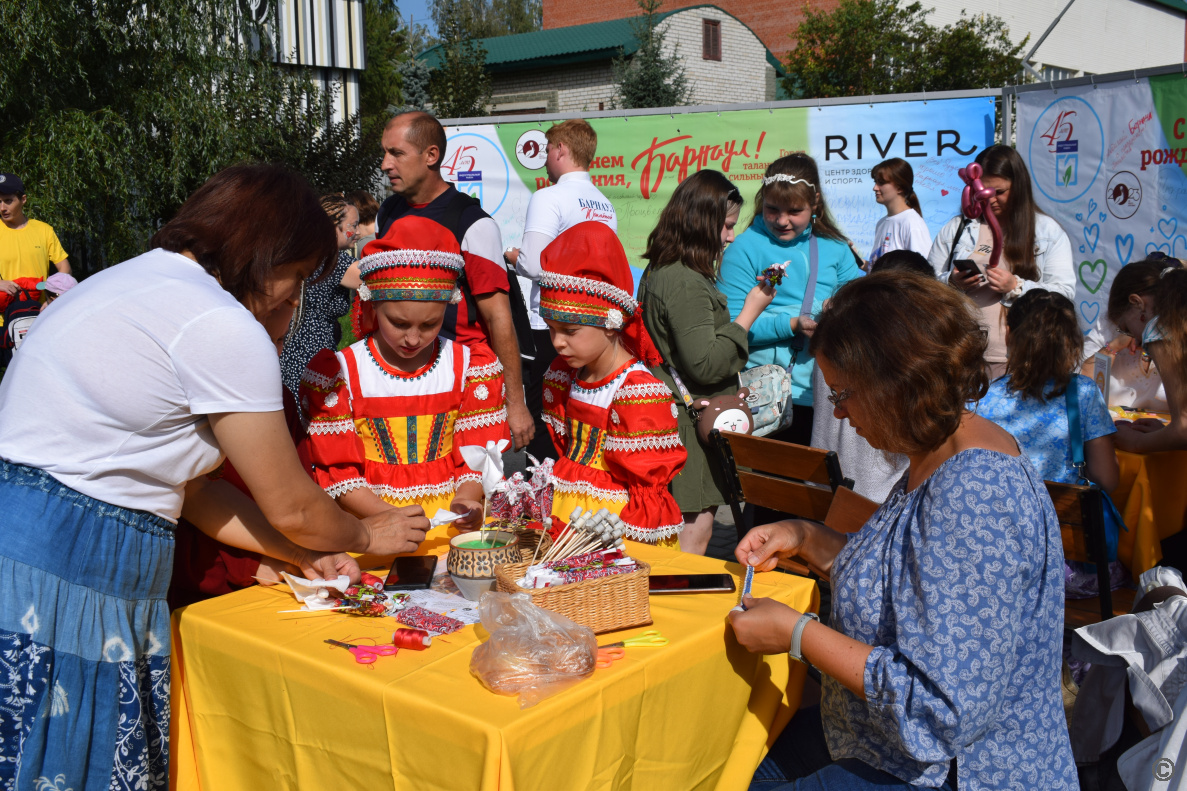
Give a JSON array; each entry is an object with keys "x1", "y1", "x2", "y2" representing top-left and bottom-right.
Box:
[
  {"x1": 602, "y1": 371, "x2": 687, "y2": 543},
  {"x1": 453, "y1": 343, "x2": 510, "y2": 483},
  {"x1": 297, "y1": 348, "x2": 368, "y2": 499},
  {"x1": 541, "y1": 358, "x2": 573, "y2": 459}
]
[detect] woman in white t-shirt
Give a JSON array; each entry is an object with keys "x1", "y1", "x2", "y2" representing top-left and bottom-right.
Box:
[
  {"x1": 0, "y1": 165, "x2": 430, "y2": 789},
  {"x1": 866, "y1": 157, "x2": 932, "y2": 266}
]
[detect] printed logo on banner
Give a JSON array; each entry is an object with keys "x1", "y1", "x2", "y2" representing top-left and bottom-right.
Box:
[
  {"x1": 1106, "y1": 171, "x2": 1142, "y2": 219},
  {"x1": 1028, "y1": 97, "x2": 1105, "y2": 203},
  {"x1": 442, "y1": 132, "x2": 511, "y2": 216},
  {"x1": 515, "y1": 130, "x2": 549, "y2": 170}
]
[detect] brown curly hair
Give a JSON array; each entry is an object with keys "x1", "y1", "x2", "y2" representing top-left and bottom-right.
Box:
[
  {"x1": 810, "y1": 270, "x2": 989, "y2": 455},
  {"x1": 1003, "y1": 290, "x2": 1082, "y2": 401}
]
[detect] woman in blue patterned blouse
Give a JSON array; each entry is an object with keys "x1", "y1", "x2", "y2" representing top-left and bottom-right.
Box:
[{"x1": 731, "y1": 270, "x2": 1076, "y2": 791}]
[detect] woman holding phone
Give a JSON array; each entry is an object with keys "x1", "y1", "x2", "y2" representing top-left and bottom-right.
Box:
[{"x1": 927, "y1": 145, "x2": 1074, "y2": 378}]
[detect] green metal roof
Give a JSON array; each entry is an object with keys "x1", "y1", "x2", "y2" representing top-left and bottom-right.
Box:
[
  {"x1": 1145, "y1": 0, "x2": 1187, "y2": 12},
  {"x1": 418, "y1": 5, "x2": 786, "y2": 77}
]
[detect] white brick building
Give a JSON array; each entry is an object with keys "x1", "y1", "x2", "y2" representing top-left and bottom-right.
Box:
[{"x1": 418, "y1": 4, "x2": 781, "y2": 115}]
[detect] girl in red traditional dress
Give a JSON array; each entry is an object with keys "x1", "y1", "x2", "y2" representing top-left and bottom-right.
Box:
[
  {"x1": 299, "y1": 217, "x2": 509, "y2": 528},
  {"x1": 539, "y1": 223, "x2": 687, "y2": 545}
]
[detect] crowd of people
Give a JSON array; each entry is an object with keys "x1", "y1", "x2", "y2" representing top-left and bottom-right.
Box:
[{"x1": 1, "y1": 109, "x2": 1185, "y2": 790}]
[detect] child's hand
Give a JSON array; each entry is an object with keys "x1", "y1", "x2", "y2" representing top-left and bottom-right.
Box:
[{"x1": 449, "y1": 498, "x2": 484, "y2": 531}]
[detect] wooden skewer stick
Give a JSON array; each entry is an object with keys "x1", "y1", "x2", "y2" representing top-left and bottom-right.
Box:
[{"x1": 539, "y1": 523, "x2": 571, "y2": 563}]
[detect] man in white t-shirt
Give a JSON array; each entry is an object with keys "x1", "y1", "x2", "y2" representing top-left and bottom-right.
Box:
[{"x1": 505, "y1": 119, "x2": 618, "y2": 461}]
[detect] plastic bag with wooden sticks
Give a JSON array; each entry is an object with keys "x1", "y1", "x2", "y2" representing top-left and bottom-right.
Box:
[{"x1": 469, "y1": 591, "x2": 597, "y2": 708}]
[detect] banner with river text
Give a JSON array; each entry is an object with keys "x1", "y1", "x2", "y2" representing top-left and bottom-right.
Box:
[
  {"x1": 1017, "y1": 75, "x2": 1187, "y2": 334},
  {"x1": 443, "y1": 97, "x2": 996, "y2": 285}
]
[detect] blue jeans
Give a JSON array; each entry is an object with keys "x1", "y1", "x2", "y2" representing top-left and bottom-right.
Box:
[{"x1": 750, "y1": 707, "x2": 957, "y2": 791}]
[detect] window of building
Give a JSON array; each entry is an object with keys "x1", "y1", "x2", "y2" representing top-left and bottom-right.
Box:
[{"x1": 703, "y1": 19, "x2": 721, "y2": 61}]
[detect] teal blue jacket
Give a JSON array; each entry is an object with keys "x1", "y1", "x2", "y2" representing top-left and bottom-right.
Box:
[{"x1": 717, "y1": 222, "x2": 862, "y2": 406}]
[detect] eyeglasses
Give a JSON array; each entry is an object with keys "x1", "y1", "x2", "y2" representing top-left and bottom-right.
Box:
[{"x1": 826, "y1": 387, "x2": 854, "y2": 407}]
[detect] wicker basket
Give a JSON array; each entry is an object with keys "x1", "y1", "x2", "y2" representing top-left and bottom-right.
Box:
[
  {"x1": 511, "y1": 529, "x2": 552, "y2": 564},
  {"x1": 493, "y1": 559, "x2": 652, "y2": 634}
]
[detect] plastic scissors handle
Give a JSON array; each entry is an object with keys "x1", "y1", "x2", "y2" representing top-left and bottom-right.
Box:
[
  {"x1": 622, "y1": 630, "x2": 669, "y2": 647},
  {"x1": 596, "y1": 646, "x2": 626, "y2": 668}
]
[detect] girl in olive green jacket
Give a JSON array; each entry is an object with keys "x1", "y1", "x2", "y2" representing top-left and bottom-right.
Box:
[{"x1": 638, "y1": 170, "x2": 775, "y2": 554}]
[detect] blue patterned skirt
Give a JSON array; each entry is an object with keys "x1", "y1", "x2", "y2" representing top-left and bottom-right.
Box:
[{"x1": 0, "y1": 459, "x2": 173, "y2": 791}]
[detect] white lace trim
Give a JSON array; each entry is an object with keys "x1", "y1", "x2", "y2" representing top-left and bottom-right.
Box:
[
  {"x1": 539, "y1": 271, "x2": 637, "y2": 314},
  {"x1": 602, "y1": 432, "x2": 683, "y2": 452},
  {"x1": 621, "y1": 518, "x2": 684, "y2": 542},
  {"x1": 457, "y1": 472, "x2": 482, "y2": 484},
  {"x1": 543, "y1": 367, "x2": 572, "y2": 385},
  {"x1": 370, "y1": 480, "x2": 457, "y2": 502},
  {"x1": 615, "y1": 381, "x2": 672, "y2": 400},
  {"x1": 473, "y1": 384, "x2": 490, "y2": 401},
  {"x1": 308, "y1": 418, "x2": 355, "y2": 435},
  {"x1": 553, "y1": 478, "x2": 630, "y2": 502},
  {"x1": 301, "y1": 367, "x2": 343, "y2": 391},
  {"x1": 455, "y1": 406, "x2": 507, "y2": 433},
  {"x1": 543, "y1": 412, "x2": 567, "y2": 436},
  {"x1": 325, "y1": 478, "x2": 369, "y2": 498},
  {"x1": 465, "y1": 360, "x2": 503, "y2": 381},
  {"x1": 358, "y1": 249, "x2": 464, "y2": 275}
]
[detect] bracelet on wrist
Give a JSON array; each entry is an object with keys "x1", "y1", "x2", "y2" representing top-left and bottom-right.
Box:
[{"x1": 788, "y1": 611, "x2": 820, "y2": 664}]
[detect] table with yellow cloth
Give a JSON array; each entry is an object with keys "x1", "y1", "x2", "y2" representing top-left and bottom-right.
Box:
[
  {"x1": 1113, "y1": 448, "x2": 1187, "y2": 575},
  {"x1": 169, "y1": 534, "x2": 818, "y2": 791}
]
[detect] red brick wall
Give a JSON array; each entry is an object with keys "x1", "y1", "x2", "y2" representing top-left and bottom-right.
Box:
[{"x1": 543, "y1": 0, "x2": 841, "y2": 61}]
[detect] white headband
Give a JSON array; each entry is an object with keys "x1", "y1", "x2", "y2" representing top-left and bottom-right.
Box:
[{"x1": 762, "y1": 174, "x2": 816, "y2": 190}]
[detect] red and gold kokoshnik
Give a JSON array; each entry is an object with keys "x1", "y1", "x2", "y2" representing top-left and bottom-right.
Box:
[
  {"x1": 357, "y1": 249, "x2": 464, "y2": 303},
  {"x1": 538, "y1": 271, "x2": 637, "y2": 328}
]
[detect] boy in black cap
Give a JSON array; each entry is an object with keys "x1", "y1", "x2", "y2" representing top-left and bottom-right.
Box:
[{"x1": 0, "y1": 174, "x2": 70, "y2": 302}]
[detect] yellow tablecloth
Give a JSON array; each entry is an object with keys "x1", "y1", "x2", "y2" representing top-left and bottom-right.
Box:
[
  {"x1": 169, "y1": 536, "x2": 818, "y2": 791},
  {"x1": 1114, "y1": 449, "x2": 1187, "y2": 575}
]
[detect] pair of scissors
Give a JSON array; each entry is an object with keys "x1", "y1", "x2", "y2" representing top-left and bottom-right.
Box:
[
  {"x1": 599, "y1": 630, "x2": 670, "y2": 650},
  {"x1": 324, "y1": 639, "x2": 398, "y2": 665},
  {"x1": 596, "y1": 630, "x2": 668, "y2": 668}
]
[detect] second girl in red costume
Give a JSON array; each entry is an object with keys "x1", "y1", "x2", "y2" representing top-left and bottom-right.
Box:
[{"x1": 540, "y1": 223, "x2": 687, "y2": 545}]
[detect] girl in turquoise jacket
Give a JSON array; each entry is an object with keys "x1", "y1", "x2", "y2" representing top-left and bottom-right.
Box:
[{"x1": 718, "y1": 154, "x2": 862, "y2": 434}]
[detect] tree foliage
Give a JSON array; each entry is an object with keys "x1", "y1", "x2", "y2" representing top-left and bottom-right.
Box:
[
  {"x1": 428, "y1": 0, "x2": 543, "y2": 41},
  {"x1": 782, "y1": 0, "x2": 1028, "y2": 99},
  {"x1": 360, "y1": 0, "x2": 410, "y2": 129},
  {"x1": 0, "y1": 0, "x2": 383, "y2": 275},
  {"x1": 398, "y1": 60, "x2": 434, "y2": 113},
  {"x1": 427, "y1": 0, "x2": 494, "y2": 118},
  {"x1": 612, "y1": 0, "x2": 690, "y2": 110}
]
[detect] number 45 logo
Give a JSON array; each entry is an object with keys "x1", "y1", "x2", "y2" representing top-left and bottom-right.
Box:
[{"x1": 1040, "y1": 110, "x2": 1076, "y2": 150}]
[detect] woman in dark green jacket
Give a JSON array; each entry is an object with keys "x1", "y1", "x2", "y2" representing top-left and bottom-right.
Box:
[{"x1": 638, "y1": 171, "x2": 775, "y2": 554}]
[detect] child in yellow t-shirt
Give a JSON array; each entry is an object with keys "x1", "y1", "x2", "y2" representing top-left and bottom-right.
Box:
[{"x1": 0, "y1": 174, "x2": 70, "y2": 299}]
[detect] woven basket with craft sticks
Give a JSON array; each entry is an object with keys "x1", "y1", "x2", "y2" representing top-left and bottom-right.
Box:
[
  {"x1": 494, "y1": 559, "x2": 652, "y2": 634},
  {"x1": 493, "y1": 507, "x2": 651, "y2": 634}
]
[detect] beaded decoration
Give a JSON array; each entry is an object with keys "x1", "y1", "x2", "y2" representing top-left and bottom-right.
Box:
[
  {"x1": 367, "y1": 336, "x2": 442, "y2": 381},
  {"x1": 762, "y1": 174, "x2": 816, "y2": 190}
]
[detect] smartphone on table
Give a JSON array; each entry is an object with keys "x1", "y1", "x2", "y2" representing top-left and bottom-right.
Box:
[
  {"x1": 648, "y1": 574, "x2": 736, "y2": 594},
  {"x1": 383, "y1": 555, "x2": 437, "y2": 591}
]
